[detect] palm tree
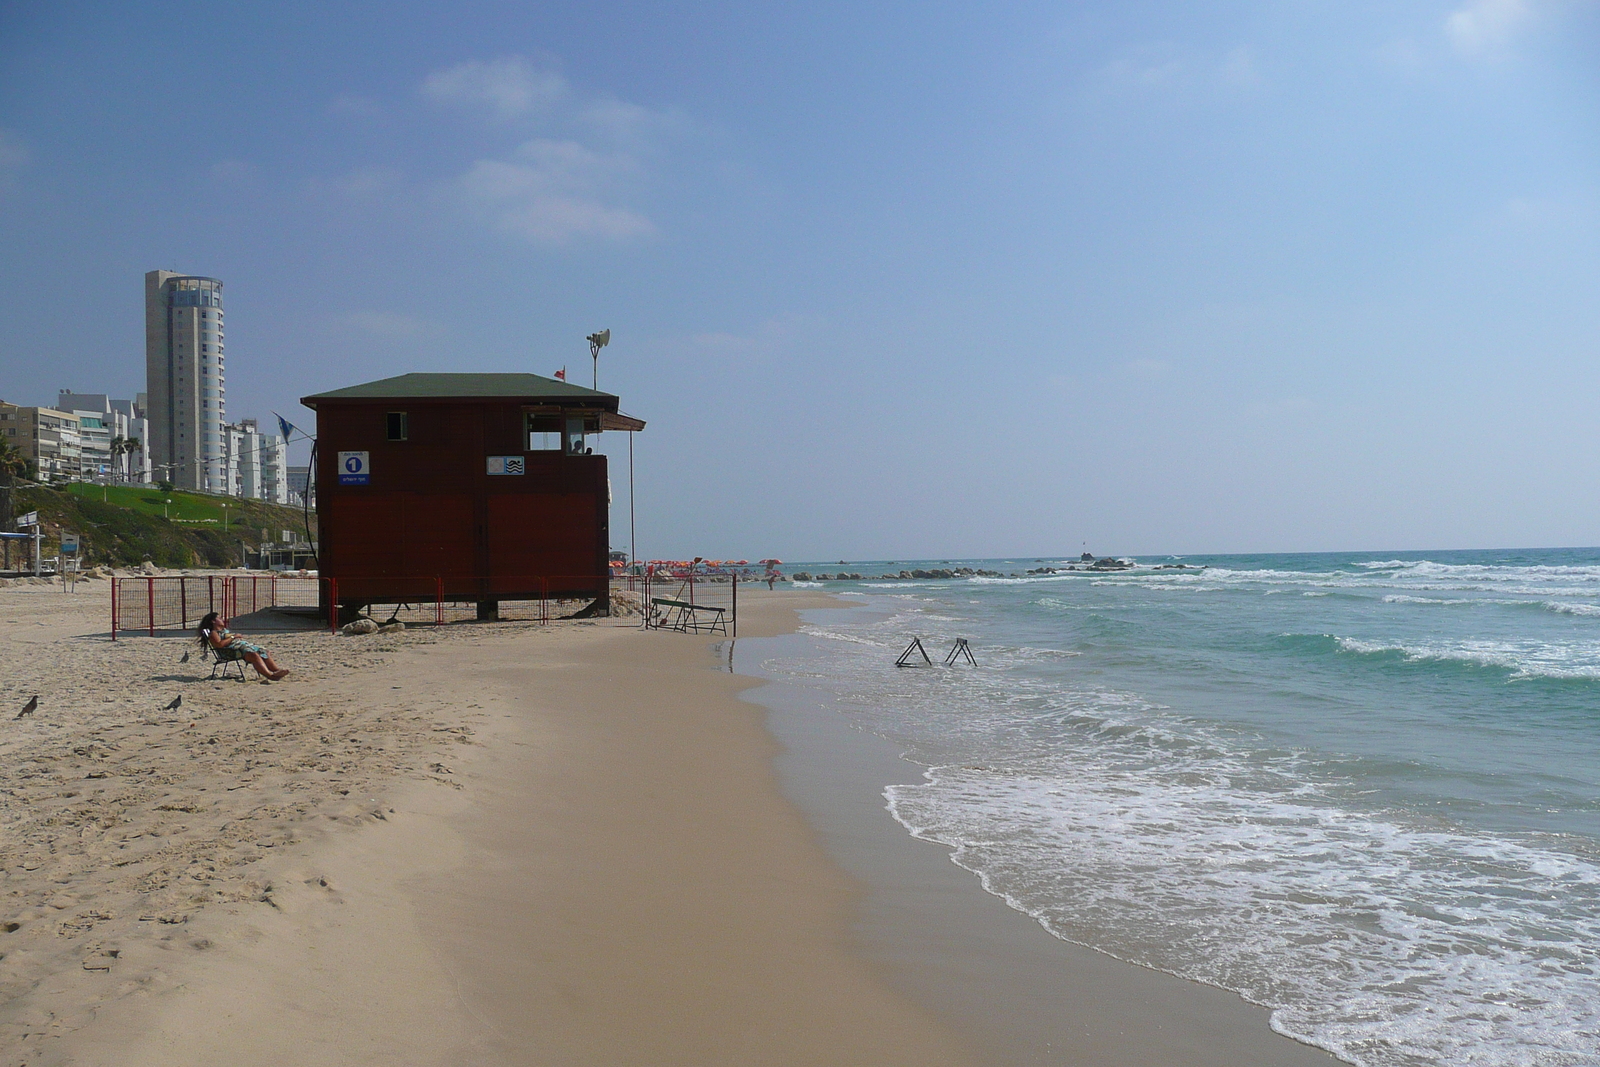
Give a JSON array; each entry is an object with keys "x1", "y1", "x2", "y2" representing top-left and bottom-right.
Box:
[
  {"x1": 107, "y1": 435, "x2": 141, "y2": 484},
  {"x1": 0, "y1": 436, "x2": 30, "y2": 483}
]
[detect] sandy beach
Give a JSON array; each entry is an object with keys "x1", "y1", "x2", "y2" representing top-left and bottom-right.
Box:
[{"x1": 1, "y1": 579, "x2": 1335, "y2": 1065}]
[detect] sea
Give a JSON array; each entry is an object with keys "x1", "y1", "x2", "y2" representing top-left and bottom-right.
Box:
[{"x1": 758, "y1": 549, "x2": 1600, "y2": 1067}]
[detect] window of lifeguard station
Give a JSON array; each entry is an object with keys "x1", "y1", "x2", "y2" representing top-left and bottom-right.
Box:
[
  {"x1": 527, "y1": 411, "x2": 561, "y2": 450},
  {"x1": 564, "y1": 417, "x2": 588, "y2": 455},
  {"x1": 386, "y1": 412, "x2": 408, "y2": 441}
]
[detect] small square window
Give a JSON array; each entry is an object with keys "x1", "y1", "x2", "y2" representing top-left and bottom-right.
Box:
[{"x1": 386, "y1": 412, "x2": 408, "y2": 441}]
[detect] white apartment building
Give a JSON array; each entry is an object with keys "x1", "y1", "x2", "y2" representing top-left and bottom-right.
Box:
[
  {"x1": 145, "y1": 270, "x2": 226, "y2": 491},
  {"x1": 223, "y1": 418, "x2": 289, "y2": 504},
  {"x1": 260, "y1": 430, "x2": 289, "y2": 503},
  {"x1": 117, "y1": 394, "x2": 153, "y2": 484},
  {"x1": 56, "y1": 391, "x2": 152, "y2": 484},
  {"x1": 0, "y1": 402, "x2": 81, "y2": 482}
]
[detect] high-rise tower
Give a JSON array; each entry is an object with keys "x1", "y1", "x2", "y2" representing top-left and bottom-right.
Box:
[{"x1": 145, "y1": 271, "x2": 226, "y2": 490}]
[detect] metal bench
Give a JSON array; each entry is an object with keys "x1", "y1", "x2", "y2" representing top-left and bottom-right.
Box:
[{"x1": 651, "y1": 597, "x2": 728, "y2": 635}]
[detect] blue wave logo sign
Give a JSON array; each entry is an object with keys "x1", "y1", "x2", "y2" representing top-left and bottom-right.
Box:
[
  {"x1": 338, "y1": 451, "x2": 370, "y2": 485},
  {"x1": 486, "y1": 456, "x2": 525, "y2": 476}
]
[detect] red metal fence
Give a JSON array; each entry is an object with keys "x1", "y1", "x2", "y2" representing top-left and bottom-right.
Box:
[
  {"x1": 111, "y1": 576, "x2": 232, "y2": 639},
  {"x1": 111, "y1": 575, "x2": 333, "y2": 639},
  {"x1": 230, "y1": 575, "x2": 326, "y2": 616},
  {"x1": 111, "y1": 572, "x2": 738, "y2": 637}
]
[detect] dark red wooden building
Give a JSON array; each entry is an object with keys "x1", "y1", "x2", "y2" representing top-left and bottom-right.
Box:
[{"x1": 301, "y1": 372, "x2": 644, "y2": 620}]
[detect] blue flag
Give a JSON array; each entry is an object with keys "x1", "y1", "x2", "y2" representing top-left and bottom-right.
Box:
[{"x1": 275, "y1": 413, "x2": 297, "y2": 441}]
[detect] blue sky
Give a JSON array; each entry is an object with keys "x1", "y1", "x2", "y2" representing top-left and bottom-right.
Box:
[{"x1": 1, "y1": 1, "x2": 1596, "y2": 558}]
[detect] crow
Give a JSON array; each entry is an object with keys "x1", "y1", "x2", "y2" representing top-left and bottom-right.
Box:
[
  {"x1": 15, "y1": 696, "x2": 37, "y2": 720},
  {"x1": 164, "y1": 695, "x2": 182, "y2": 711},
  {"x1": 179, "y1": 651, "x2": 191, "y2": 664}
]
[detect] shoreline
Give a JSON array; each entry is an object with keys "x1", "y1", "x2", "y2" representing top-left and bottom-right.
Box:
[
  {"x1": 3, "y1": 584, "x2": 1337, "y2": 1064},
  {"x1": 739, "y1": 602, "x2": 1343, "y2": 1066}
]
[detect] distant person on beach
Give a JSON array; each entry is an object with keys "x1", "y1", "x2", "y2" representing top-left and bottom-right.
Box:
[{"x1": 196, "y1": 612, "x2": 290, "y2": 680}]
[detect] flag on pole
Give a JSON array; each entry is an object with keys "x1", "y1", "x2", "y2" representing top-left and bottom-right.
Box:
[
  {"x1": 274, "y1": 413, "x2": 297, "y2": 440},
  {"x1": 554, "y1": 367, "x2": 566, "y2": 381}
]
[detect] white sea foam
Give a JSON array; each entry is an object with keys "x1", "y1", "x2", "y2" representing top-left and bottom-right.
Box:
[
  {"x1": 1335, "y1": 636, "x2": 1600, "y2": 680},
  {"x1": 1547, "y1": 602, "x2": 1600, "y2": 617},
  {"x1": 887, "y1": 757, "x2": 1600, "y2": 1067}
]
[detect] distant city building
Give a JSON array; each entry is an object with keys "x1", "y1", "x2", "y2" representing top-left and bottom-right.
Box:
[
  {"x1": 286, "y1": 465, "x2": 311, "y2": 505},
  {"x1": 56, "y1": 390, "x2": 151, "y2": 483},
  {"x1": 145, "y1": 270, "x2": 226, "y2": 491},
  {"x1": 0, "y1": 401, "x2": 81, "y2": 482},
  {"x1": 222, "y1": 418, "x2": 289, "y2": 504},
  {"x1": 260, "y1": 429, "x2": 289, "y2": 504},
  {"x1": 117, "y1": 395, "x2": 153, "y2": 484}
]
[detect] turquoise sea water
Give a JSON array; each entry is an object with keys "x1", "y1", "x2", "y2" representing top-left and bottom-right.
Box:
[{"x1": 767, "y1": 549, "x2": 1600, "y2": 1066}]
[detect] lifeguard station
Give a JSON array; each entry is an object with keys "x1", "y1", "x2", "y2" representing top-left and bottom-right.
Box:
[{"x1": 301, "y1": 373, "x2": 644, "y2": 623}]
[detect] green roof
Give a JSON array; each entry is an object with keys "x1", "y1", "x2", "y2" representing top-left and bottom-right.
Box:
[{"x1": 301, "y1": 372, "x2": 616, "y2": 406}]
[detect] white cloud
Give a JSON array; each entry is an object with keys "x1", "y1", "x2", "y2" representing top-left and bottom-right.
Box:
[
  {"x1": 460, "y1": 139, "x2": 652, "y2": 242},
  {"x1": 420, "y1": 57, "x2": 698, "y2": 243},
  {"x1": 340, "y1": 311, "x2": 437, "y2": 339},
  {"x1": 579, "y1": 98, "x2": 691, "y2": 150},
  {"x1": 0, "y1": 129, "x2": 30, "y2": 171},
  {"x1": 421, "y1": 57, "x2": 567, "y2": 119},
  {"x1": 1446, "y1": 0, "x2": 1532, "y2": 56},
  {"x1": 494, "y1": 196, "x2": 653, "y2": 241}
]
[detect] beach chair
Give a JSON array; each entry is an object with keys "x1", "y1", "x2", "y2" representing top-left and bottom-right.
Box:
[
  {"x1": 200, "y1": 634, "x2": 249, "y2": 681},
  {"x1": 651, "y1": 597, "x2": 728, "y2": 635}
]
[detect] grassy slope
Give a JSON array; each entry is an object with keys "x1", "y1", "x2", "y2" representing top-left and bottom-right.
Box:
[{"x1": 11, "y1": 484, "x2": 315, "y2": 568}]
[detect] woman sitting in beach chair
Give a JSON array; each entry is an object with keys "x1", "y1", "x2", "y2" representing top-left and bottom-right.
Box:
[{"x1": 196, "y1": 611, "x2": 290, "y2": 681}]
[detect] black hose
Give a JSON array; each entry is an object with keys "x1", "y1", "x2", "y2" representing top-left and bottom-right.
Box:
[{"x1": 302, "y1": 439, "x2": 318, "y2": 568}]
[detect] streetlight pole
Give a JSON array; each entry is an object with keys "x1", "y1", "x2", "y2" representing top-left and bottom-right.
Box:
[{"x1": 586, "y1": 329, "x2": 610, "y2": 391}]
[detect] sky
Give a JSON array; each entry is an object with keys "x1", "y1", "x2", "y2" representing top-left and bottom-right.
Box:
[{"x1": 1, "y1": 0, "x2": 1597, "y2": 559}]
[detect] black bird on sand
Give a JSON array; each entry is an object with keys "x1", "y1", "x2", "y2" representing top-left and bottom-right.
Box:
[
  {"x1": 15, "y1": 696, "x2": 37, "y2": 720},
  {"x1": 164, "y1": 695, "x2": 182, "y2": 711},
  {"x1": 179, "y1": 651, "x2": 191, "y2": 664}
]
